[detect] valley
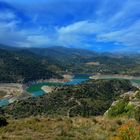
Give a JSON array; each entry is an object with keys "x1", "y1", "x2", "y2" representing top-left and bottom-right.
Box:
[
  {"x1": 1, "y1": 74, "x2": 140, "y2": 107},
  {"x1": 0, "y1": 0, "x2": 140, "y2": 139},
  {"x1": 0, "y1": 46, "x2": 140, "y2": 140}
]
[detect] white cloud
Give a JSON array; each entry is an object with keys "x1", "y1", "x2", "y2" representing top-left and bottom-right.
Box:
[
  {"x1": 58, "y1": 21, "x2": 103, "y2": 35},
  {"x1": 27, "y1": 35, "x2": 53, "y2": 47},
  {"x1": 0, "y1": 0, "x2": 139, "y2": 52},
  {"x1": 56, "y1": 21, "x2": 104, "y2": 48},
  {"x1": 97, "y1": 20, "x2": 140, "y2": 47},
  {"x1": 0, "y1": 10, "x2": 16, "y2": 20}
]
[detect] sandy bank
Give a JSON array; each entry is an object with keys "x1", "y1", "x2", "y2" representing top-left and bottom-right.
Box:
[
  {"x1": 90, "y1": 74, "x2": 140, "y2": 80},
  {"x1": 41, "y1": 86, "x2": 55, "y2": 93}
]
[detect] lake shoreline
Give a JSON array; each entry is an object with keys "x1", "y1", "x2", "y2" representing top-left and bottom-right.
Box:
[
  {"x1": 1, "y1": 74, "x2": 140, "y2": 107},
  {"x1": 90, "y1": 74, "x2": 140, "y2": 89},
  {"x1": 90, "y1": 74, "x2": 140, "y2": 80}
]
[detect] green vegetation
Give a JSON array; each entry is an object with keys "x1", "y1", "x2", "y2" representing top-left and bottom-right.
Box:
[
  {"x1": 134, "y1": 106, "x2": 140, "y2": 122},
  {"x1": 136, "y1": 90, "x2": 140, "y2": 99},
  {"x1": 0, "y1": 116, "x2": 8, "y2": 127},
  {"x1": 107, "y1": 90, "x2": 140, "y2": 122},
  {"x1": 0, "y1": 48, "x2": 62, "y2": 83},
  {"x1": 29, "y1": 47, "x2": 140, "y2": 76},
  {"x1": 3, "y1": 79, "x2": 135, "y2": 118},
  {"x1": 107, "y1": 98, "x2": 135, "y2": 117},
  {"x1": 0, "y1": 46, "x2": 140, "y2": 84},
  {"x1": 0, "y1": 46, "x2": 140, "y2": 139}
]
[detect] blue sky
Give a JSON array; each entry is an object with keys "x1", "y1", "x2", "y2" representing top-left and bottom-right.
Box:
[{"x1": 0, "y1": 0, "x2": 139, "y2": 52}]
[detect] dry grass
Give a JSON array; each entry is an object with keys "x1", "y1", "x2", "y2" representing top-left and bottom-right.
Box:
[{"x1": 0, "y1": 116, "x2": 138, "y2": 140}]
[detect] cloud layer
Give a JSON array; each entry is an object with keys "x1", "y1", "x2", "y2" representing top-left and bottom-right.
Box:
[{"x1": 0, "y1": 0, "x2": 140, "y2": 52}]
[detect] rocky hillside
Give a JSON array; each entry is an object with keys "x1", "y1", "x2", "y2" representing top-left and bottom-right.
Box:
[{"x1": 105, "y1": 90, "x2": 140, "y2": 121}]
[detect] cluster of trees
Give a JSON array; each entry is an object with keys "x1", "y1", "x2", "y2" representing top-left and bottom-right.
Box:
[
  {"x1": 0, "y1": 48, "x2": 62, "y2": 83},
  {"x1": 0, "y1": 108, "x2": 7, "y2": 127},
  {"x1": 70, "y1": 56, "x2": 140, "y2": 76},
  {"x1": 0, "y1": 116, "x2": 8, "y2": 127},
  {"x1": 3, "y1": 79, "x2": 135, "y2": 118}
]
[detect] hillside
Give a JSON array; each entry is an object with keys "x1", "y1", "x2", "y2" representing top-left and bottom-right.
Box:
[
  {"x1": 3, "y1": 79, "x2": 135, "y2": 118},
  {"x1": 28, "y1": 46, "x2": 140, "y2": 76},
  {"x1": 28, "y1": 46, "x2": 97, "y2": 60},
  {"x1": 0, "y1": 45, "x2": 140, "y2": 78},
  {"x1": 0, "y1": 79, "x2": 138, "y2": 139},
  {"x1": 0, "y1": 48, "x2": 62, "y2": 83},
  {"x1": 1, "y1": 116, "x2": 140, "y2": 140},
  {"x1": 105, "y1": 90, "x2": 140, "y2": 122}
]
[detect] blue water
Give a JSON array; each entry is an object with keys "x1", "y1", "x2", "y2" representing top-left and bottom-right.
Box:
[
  {"x1": 0, "y1": 75, "x2": 90, "y2": 106},
  {"x1": 30, "y1": 76, "x2": 89, "y2": 97},
  {"x1": 32, "y1": 90, "x2": 46, "y2": 97},
  {"x1": 0, "y1": 99, "x2": 9, "y2": 107},
  {"x1": 64, "y1": 78, "x2": 89, "y2": 85}
]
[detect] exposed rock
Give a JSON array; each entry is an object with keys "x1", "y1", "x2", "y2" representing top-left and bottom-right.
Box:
[{"x1": 104, "y1": 90, "x2": 140, "y2": 117}]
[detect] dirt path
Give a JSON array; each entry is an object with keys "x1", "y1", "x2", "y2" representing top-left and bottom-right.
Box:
[{"x1": 67, "y1": 99, "x2": 81, "y2": 118}]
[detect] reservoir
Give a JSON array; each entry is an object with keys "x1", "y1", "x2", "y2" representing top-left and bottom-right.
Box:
[
  {"x1": 27, "y1": 75, "x2": 90, "y2": 97},
  {"x1": 0, "y1": 75, "x2": 140, "y2": 107}
]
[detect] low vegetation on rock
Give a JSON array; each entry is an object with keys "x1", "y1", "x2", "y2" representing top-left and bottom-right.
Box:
[{"x1": 106, "y1": 90, "x2": 140, "y2": 122}]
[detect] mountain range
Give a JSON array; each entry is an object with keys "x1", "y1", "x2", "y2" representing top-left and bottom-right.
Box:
[{"x1": 0, "y1": 44, "x2": 140, "y2": 83}]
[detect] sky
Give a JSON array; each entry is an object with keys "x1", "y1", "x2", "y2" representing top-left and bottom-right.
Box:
[{"x1": 0, "y1": 0, "x2": 139, "y2": 52}]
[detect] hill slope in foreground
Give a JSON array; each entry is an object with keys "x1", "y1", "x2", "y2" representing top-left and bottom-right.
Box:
[
  {"x1": 1, "y1": 116, "x2": 140, "y2": 140},
  {"x1": 0, "y1": 79, "x2": 140, "y2": 140}
]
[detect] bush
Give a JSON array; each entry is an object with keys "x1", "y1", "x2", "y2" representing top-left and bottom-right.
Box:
[
  {"x1": 108, "y1": 100, "x2": 128, "y2": 117},
  {"x1": 134, "y1": 106, "x2": 140, "y2": 122},
  {"x1": 110, "y1": 121, "x2": 140, "y2": 140},
  {"x1": 136, "y1": 91, "x2": 140, "y2": 99},
  {"x1": 0, "y1": 116, "x2": 8, "y2": 127}
]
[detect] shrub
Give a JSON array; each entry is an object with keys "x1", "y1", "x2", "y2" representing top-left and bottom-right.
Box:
[
  {"x1": 110, "y1": 121, "x2": 140, "y2": 140},
  {"x1": 0, "y1": 116, "x2": 8, "y2": 127},
  {"x1": 136, "y1": 91, "x2": 140, "y2": 100},
  {"x1": 134, "y1": 106, "x2": 140, "y2": 122},
  {"x1": 108, "y1": 100, "x2": 128, "y2": 117}
]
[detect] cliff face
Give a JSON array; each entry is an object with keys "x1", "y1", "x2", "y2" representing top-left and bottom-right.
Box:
[{"x1": 104, "y1": 90, "x2": 140, "y2": 121}]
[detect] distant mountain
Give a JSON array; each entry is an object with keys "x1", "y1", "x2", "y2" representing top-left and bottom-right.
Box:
[
  {"x1": 27, "y1": 46, "x2": 98, "y2": 65},
  {"x1": 29, "y1": 46, "x2": 98, "y2": 57},
  {"x1": 27, "y1": 46, "x2": 140, "y2": 75},
  {"x1": 0, "y1": 45, "x2": 140, "y2": 77},
  {"x1": 0, "y1": 47, "x2": 61, "y2": 83}
]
